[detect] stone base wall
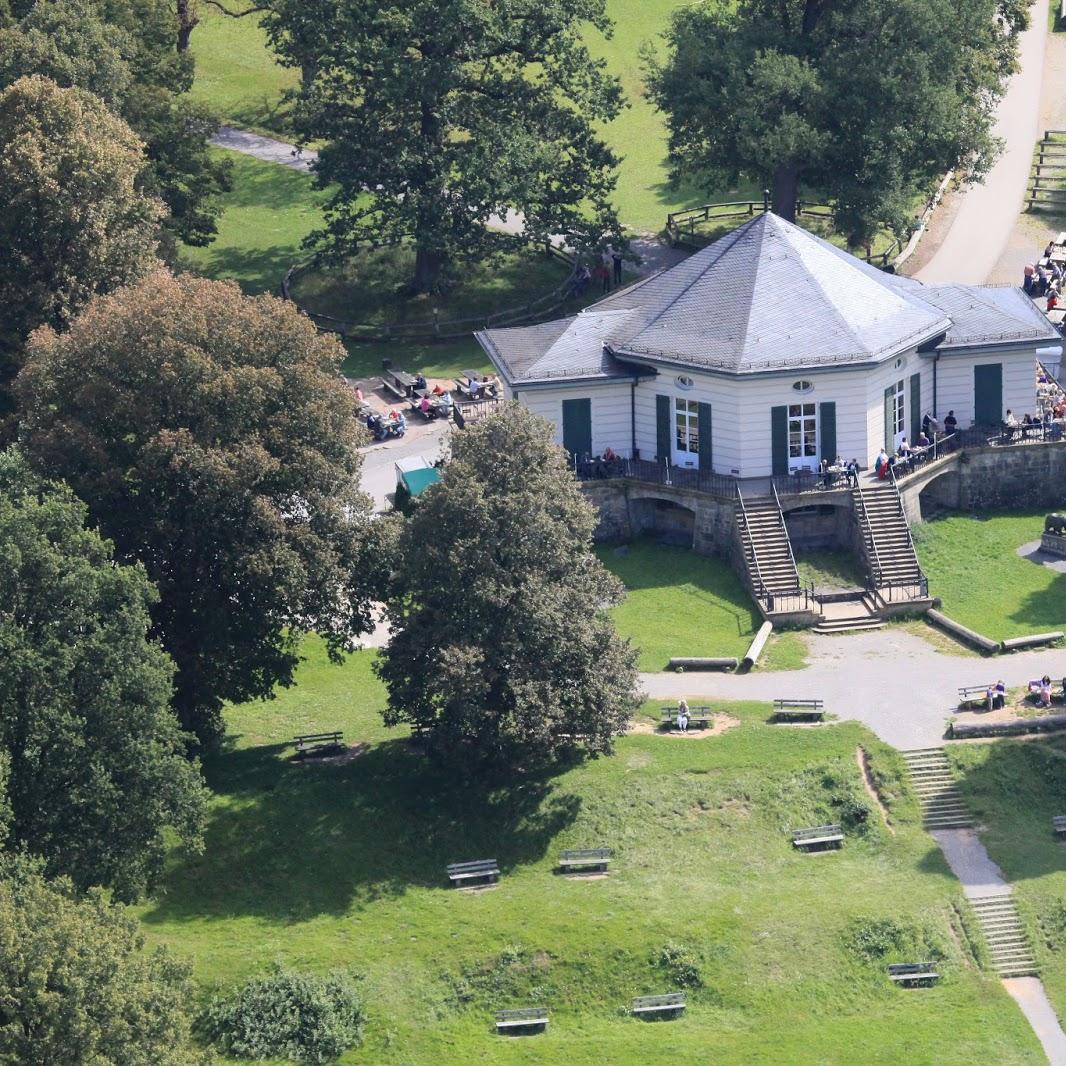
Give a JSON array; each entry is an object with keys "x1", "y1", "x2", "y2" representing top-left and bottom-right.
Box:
[{"x1": 1042, "y1": 532, "x2": 1066, "y2": 557}]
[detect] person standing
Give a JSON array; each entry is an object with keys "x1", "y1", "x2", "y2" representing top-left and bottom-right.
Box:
[{"x1": 612, "y1": 249, "x2": 623, "y2": 286}]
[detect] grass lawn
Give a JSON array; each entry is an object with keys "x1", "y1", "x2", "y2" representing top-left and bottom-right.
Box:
[
  {"x1": 946, "y1": 738, "x2": 1066, "y2": 1024},
  {"x1": 290, "y1": 244, "x2": 573, "y2": 327},
  {"x1": 795, "y1": 550, "x2": 868, "y2": 592},
  {"x1": 597, "y1": 541, "x2": 763, "y2": 671},
  {"x1": 913, "y1": 512, "x2": 1066, "y2": 642},
  {"x1": 138, "y1": 636, "x2": 1044, "y2": 1064},
  {"x1": 179, "y1": 148, "x2": 325, "y2": 295}
]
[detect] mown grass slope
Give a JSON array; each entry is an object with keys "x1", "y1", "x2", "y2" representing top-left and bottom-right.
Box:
[{"x1": 139, "y1": 639, "x2": 1043, "y2": 1063}]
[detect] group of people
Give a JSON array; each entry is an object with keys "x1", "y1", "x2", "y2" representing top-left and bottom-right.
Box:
[
  {"x1": 1028, "y1": 675, "x2": 1064, "y2": 708},
  {"x1": 365, "y1": 409, "x2": 407, "y2": 441},
  {"x1": 1023, "y1": 238, "x2": 1066, "y2": 333},
  {"x1": 567, "y1": 250, "x2": 626, "y2": 299},
  {"x1": 872, "y1": 411, "x2": 959, "y2": 478},
  {"x1": 466, "y1": 373, "x2": 500, "y2": 400}
]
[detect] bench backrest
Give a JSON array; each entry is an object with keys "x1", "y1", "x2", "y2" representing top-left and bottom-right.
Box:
[
  {"x1": 662, "y1": 705, "x2": 711, "y2": 714},
  {"x1": 792, "y1": 825, "x2": 842, "y2": 840},
  {"x1": 293, "y1": 731, "x2": 342, "y2": 740},
  {"x1": 447, "y1": 859, "x2": 498, "y2": 874},
  {"x1": 958, "y1": 686, "x2": 990, "y2": 696},
  {"x1": 560, "y1": 848, "x2": 611, "y2": 860},
  {"x1": 1054, "y1": 815, "x2": 1066, "y2": 828},
  {"x1": 887, "y1": 963, "x2": 936, "y2": 975},
  {"x1": 774, "y1": 699, "x2": 823, "y2": 709},
  {"x1": 495, "y1": 1008, "x2": 547, "y2": 1022},
  {"x1": 633, "y1": 993, "x2": 685, "y2": 1008}
]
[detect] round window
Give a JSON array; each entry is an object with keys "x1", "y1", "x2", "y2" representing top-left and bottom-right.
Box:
[
  {"x1": 792, "y1": 380, "x2": 813, "y2": 393},
  {"x1": 676, "y1": 375, "x2": 694, "y2": 390}
]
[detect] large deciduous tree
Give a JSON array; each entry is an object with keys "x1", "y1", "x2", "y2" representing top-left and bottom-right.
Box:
[
  {"x1": 0, "y1": 450, "x2": 206, "y2": 900},
  {"x1": 0, "y1": 0, "x2": 231, "y2": 249},
  {"x1": 18, "y1": 271, "x2": 383, "y2": 747},
  {"x1": 265, "y1": 0, "x2": 624, "y2": 293},
  {"x1": 645, "y1": 0, "x2": 1029, "y2": 241},
  {"x1": 377, "y1": 405, "x2": 641, "y2": 771},
  {"x1": 0, "y1": 75, "x2": 162, "y2": 431},
  {"x1": 0, "y1": 856, "x2": 207, "y2": 1065}
]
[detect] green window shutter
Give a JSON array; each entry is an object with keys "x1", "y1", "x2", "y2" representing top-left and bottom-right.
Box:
[
  {"x1": 818, "y1": 402, "x2": 836, "y2": 462},
  {"x1": 884, "y1": 385, "x2": 894, "y2": 452},
  {"x1": 974, "y1": 363, "x2": 1003, "y2": 426},
  {"x1": 771, "y1": 405, "x2": 788, "y2": 476},
  {"x1": 909, "y1": 373, "x2": 921, "y2": 443},
  {"x1": 655, "y1": 394, "x2": 671, "y2": 461},
  {"x1": 561, "y1": 398, "x2": 592, "y2": 459},
  {"x1": 697, "y1": 402, "x2": 713, "y2": 471}
]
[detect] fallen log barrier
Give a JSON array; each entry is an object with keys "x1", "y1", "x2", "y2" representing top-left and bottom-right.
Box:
[
  {"x1": 927, "y1": 609, "x2": 1000, "y2": 654},
  {"x1": 949, "y1": 713, "x2": 1066, "y2": 740},
  {"x1": 667, "y1": 656, "x2": 738, "y2": 672},
  {"x1": 742, "y1": 621, "x2": 774, "y2": 669}
]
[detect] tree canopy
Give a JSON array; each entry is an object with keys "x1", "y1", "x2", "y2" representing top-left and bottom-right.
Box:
[
  {"x1": 0, "y1": 856, "x2": 208, "y2": 1065},
  {"x1": 0, "y1": 75, "x2": 161, "y2": 435},
  {"x1": 377, "y1": 405, "x2": 640, "y2": 771},
  {"x1": 646, "y1": 0, "x2": 1029, "y2": 241},
  {"x1": 0, "y1": 449, "x2": 205, "y2": 900},
  {"x1": 0, "y1": 0, "x2": 231, "y2": 249},
  {"x1": 266, "y1": 0, "x2": 624, "y2": 292},
  {"x1": 18, "y1": 271, "x2": 384, "y2": 747}
]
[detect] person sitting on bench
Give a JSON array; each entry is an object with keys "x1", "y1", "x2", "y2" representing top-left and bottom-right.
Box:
[
  {"x1": 677, "y1": 697, "x2": 689, "y2": 733},
  {"x1": 414, "y1": 373, "x2": 427, "y2": 391}
]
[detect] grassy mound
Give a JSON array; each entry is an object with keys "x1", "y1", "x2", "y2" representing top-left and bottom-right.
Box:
[
  {"x1": 913, "y1": 511, "x2": 1066, "y2": 641},
  {"x1": 138, "y1": 638, "x2": 1042, "y2": 1063}
]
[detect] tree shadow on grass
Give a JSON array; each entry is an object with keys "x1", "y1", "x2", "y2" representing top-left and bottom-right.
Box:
[
  {"x1": 180, "y1": 243, "x2": 302, "y2": 296},
  {"x1": 1007, "y1": 568, "x2": 1066, "y2": 635},
  {"x1": 142, "y1": 739, "x2": 582, "y2": 925}
]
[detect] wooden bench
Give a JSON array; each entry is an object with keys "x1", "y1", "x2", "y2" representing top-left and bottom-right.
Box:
[
  {"x1": 772, "y1": 699, "x2": 824, "y2": 722},
  {"x1": 887, "y1": 963, "x2": 939, "y2": 986},
  {"x1": 631, "y1": 992, "x2": 685, "y2": 1017},
  {"x1": 446, "y1": 859, "x2": 500, "y2": 887},
  {"x1": 559, "y1": 847, "x2": 611, "y2": 873},
  {"x1": 660, "y1": 705, "x2": 713, "y2": 730},
  {"x1": 292, "y1": 731, "x2": 343, "y2": 756},
  {"x1": 958, "y1": 686, "x2": 992, "y2": 708},
  {"x1": 494, "y1": 1007, "x2": 547, "y2": 1033},
  {"x1": 792, "y1": 824, "x2": 844, "y2": 851},
  {"x1": 1054, "y1": 815, "x2": 1066, "y2": 836}
]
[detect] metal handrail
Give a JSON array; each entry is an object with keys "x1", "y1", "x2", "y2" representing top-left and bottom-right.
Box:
[
  {"x1": 852, "y1": 481, "x2": 884, "y2": 585},
  {"x1": 770, "y1": 479, "x2": 802, "y2": 593},
  {"x1": 887, "y1": 464, "x2": 929, "y2": 591},
  {"x1": 735, "y1": 485, "x2": 768, "y2": 599}
]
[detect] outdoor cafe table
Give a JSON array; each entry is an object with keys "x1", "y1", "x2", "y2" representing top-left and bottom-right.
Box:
[
  {"x1": 1048, "y1": 308, "x2": 1066, "y2": 326},
  {"x1": 385, "y1": 367, "x2": 417, "y2": 395}
]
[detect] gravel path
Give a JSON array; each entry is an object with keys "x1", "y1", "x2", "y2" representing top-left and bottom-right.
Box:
[
  {"x1": 641, "y1": 625, "x2": 1066, "y2": 749},
  {"x1": 914, "y1": 0, "x2": 1050, "y2": 284}
]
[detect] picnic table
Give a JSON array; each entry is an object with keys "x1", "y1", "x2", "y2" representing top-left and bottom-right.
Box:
[{"x1": 381, "y1": 367, "x2": 416, "y2": 400}]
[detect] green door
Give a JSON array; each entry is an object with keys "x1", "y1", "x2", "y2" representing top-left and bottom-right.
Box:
[
  {"x1": 698, "y1": 402, "x2": 713, "y2": 471},
  {"x1": 655, "y1": 394, "x2": 671, "y2": 461},
  {"x1": 771, "y1": 405, "x2": 788, "y2": 476},
  {"x1": 974, "y1": 363, "x2": 1003, "y2": 426},
  {"x1": 561, "y1": 398, "x2": 592, "y2": 459},
  {"x1": 819, "y1": 402, "x2": 836, "y2": 462}
]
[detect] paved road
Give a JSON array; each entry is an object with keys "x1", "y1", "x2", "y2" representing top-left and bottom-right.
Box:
[
  {"x1": 642, "y1": 625, "x2": 1066, "y2": 749},
  {"x1": 915, "y1": 0, "x2": 1050, "y2": 284},
  {"x1": 359, "y1": 422, "x2": 450, "y2": 511}
]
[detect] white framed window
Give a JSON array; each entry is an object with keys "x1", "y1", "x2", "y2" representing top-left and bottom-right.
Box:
[
  {"x1": 892, "y1": 379, "x2": 905, "y2": 437},
  {"x1": 674, "y1": 397, "x2": 699, "y2": 463},
  {"x1": 792, "y1": 380, "x2": 813, "y2": 393},
  {"x1": 788, "y1": 402, "x2": 817, "y2": 469},
  {"x1": 676, "y1": 374, "x2": 694, "y2": 390}
]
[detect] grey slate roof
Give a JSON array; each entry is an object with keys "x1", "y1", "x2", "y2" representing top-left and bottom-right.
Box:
[{"x1": 477, "y1": 213, "x2": 1058, "y2": 385}]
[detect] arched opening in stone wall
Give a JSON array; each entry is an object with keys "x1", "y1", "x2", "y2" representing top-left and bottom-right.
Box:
[
  {"x1": 628, "y1": 497, "x2": 696, "y2": 549},
  {"x1": 918, "y1": 469, "x2": 962, "y2": 519},
  {"x1": 783, "y1": 502, "x2": 868, "y2": 592}
]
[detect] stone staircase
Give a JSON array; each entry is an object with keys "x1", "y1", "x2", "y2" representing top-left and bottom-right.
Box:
[
  {"x1": 736, "y1": 494, "x2": 799, "y2": 596},
  {"x1": 970, "y1": 894, "x2": 1039, "y2": 978},
  {"x1": 852, "y1": 482, "x2": 924, "y2": 589},
  {"x1": 901, "y1": 748, "x2": 974, "y2": 829}
]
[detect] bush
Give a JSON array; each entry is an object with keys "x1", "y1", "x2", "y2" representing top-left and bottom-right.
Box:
[
  {"x1": 654, "y1": 942, "x2": 703, "y2": 988},
  {"x1": 845, "y1": 916, "x2": 946, "y2": 964},
  {"x1": 202, "y1": 965, "x2": 364, "y2": 1064}
]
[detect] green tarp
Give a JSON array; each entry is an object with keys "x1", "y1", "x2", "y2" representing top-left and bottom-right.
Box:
[{"x1": 400, "y1": 467, "x2": 441, "y2": 497}]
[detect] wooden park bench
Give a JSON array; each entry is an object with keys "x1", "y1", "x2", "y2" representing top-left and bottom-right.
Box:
[
  {"x1": 559, "y1": 848, "x2": 611, "y2": 874},
  {"x1": 446, "y1": 859, "x2": 500, "y2": 888},
  {"x1": 791, "y1": 824, "x2": 844, "y2": 851},
  {"x1": 887, "y1": 962, "x2": 939, "y2": 986},
  {"x1": 631, "y1": 993, "x2": 685, "y2": 1018},
  {"x1": 660, "y1": 705, "x2": 713, "y2": 729},
  {"x1": 772, "y1": 699, "x2": 824, "y2": 723},
  {"x1": 292, "y1": 731, "x2": 344, "y2": 756},
  {"x1": 1054, "y1": 815, "x2": 1066, "y2": 837},
  {"x1": 494, "y1": 1007, "x2": 548, "y2": 1033},
  {"x1": 958, "y1": 685, "x2": 992, "y2": 708}
]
